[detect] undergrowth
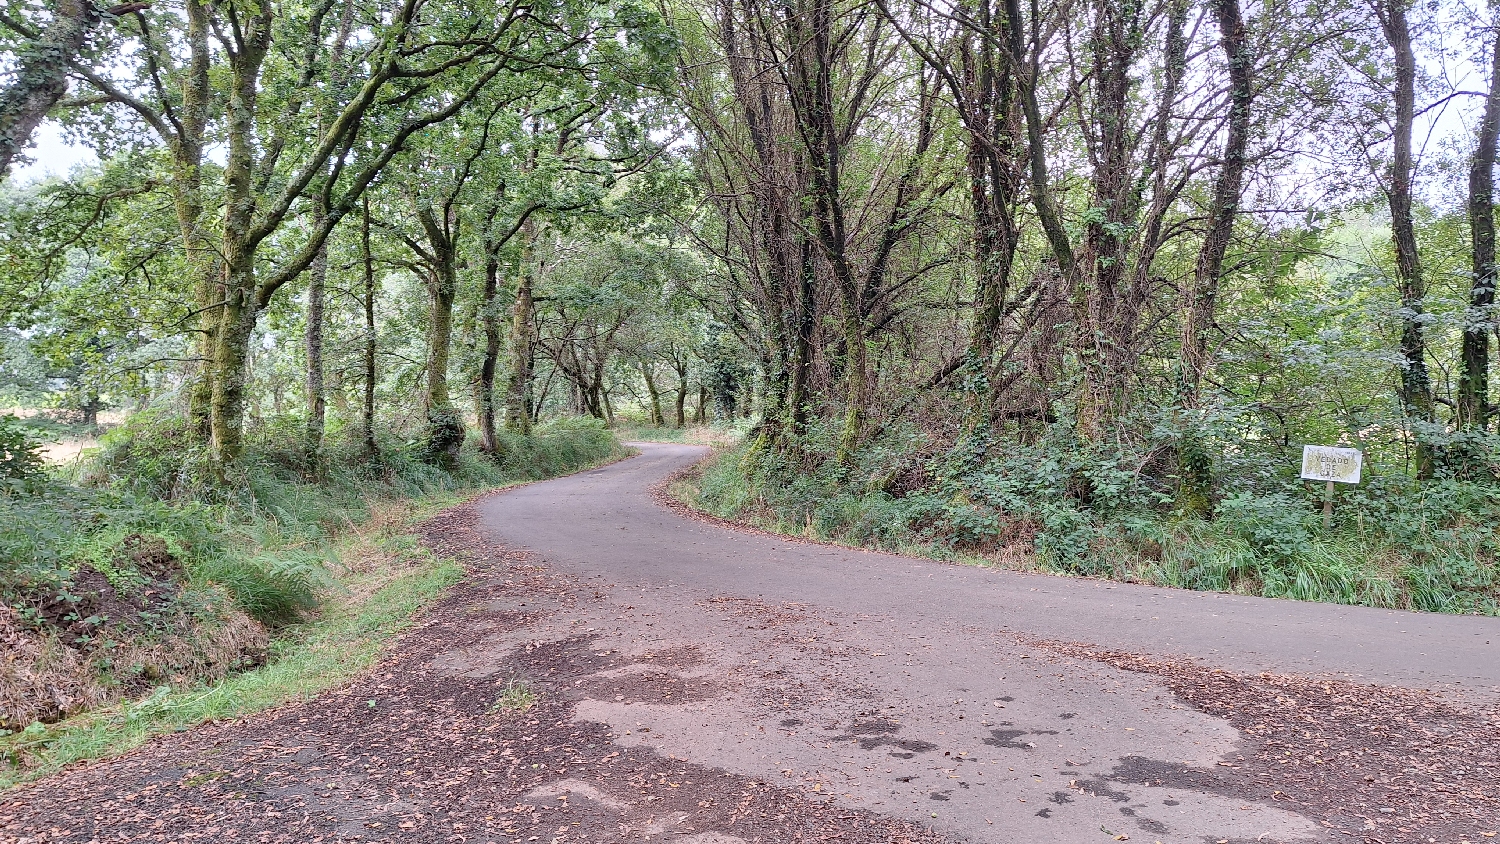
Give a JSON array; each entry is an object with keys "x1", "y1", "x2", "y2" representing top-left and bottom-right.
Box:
[
  {"x1": 0, "y1": 412, "x2": 622, "y2": 776},
  {"x1": 0, "y1": 509, "x2": 463, "y2": 788},
  {"x1": 685, "y1": 417, "x2": 1500, "y2": 616},
  {"x1": 613, "y1": 418, "x2": 755, "y2": 447},
  {"x1": 4, "y1": 412, "x2": 617, "y2": 626}
]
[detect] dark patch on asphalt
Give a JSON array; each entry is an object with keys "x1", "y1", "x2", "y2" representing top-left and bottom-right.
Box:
[
  {"x1": 832, "y1": 716, "x2": 938, "y2": 755},
  {"x1": 836, "y1": 733, "x2": 938, "y2": 753},
  {"x1": 849, "y1": 736, "x2": 939, "y2": 753},
  {"x1": 1034, "y1": 639, "x2": 1500, "y2": 844},
  {"x1": 1075, "y1": 776, "x2": 1131, "y2": 803},
  {"x1": 981, "y1": 728, "x2": 1029, "y2": 748},
  {"x1": 1131, "y1": 812, "x2": 1168, "y2": 834}
]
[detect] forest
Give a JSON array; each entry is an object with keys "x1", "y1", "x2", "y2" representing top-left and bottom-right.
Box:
[{"x1": 2, "y1": 0, "x2": 1500, "y2": 747}]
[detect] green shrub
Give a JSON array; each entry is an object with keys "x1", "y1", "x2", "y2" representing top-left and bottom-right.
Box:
[
  {"x1": 1213, "y1": 491, "x2": 1314, "y2": 563},
  {"x1": 0, "y1": 416, "x2": 44, "y2": 488}
]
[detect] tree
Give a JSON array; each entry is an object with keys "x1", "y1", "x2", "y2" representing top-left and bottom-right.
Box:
[
  {"x1": 1371, "y1": 0, "x2": 1434, "y2": 475},
  {"x1": 60, "y1": 0, "x2": 667, "y2": 466},
  {"x1": 1461, "y1": 16, "x2": 1500, "y2": 430},
  {"x1": 0, "y1": 0, "x2": 146, "y2": 179}
]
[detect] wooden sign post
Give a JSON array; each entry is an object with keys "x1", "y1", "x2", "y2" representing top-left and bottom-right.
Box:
[{"x1": 1299, "y1": 445, "x2": 1363, "y2": 529}]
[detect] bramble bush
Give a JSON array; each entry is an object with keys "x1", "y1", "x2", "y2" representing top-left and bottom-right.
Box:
[{"x1": 0, "y1": 416, "x2": 44, "y2": 489}]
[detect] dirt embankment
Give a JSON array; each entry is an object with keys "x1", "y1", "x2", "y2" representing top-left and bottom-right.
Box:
[{"x1": 2, "y1": 535, "x2": 266, "y2": 734}]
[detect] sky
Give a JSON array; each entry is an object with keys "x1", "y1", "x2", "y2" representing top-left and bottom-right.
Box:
[{"x1": 10, "y1": 122, "x2": 98, "y2": 185}]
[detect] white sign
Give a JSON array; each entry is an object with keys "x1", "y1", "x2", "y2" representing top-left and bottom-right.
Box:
[{"x1": 1300, "y1": 445, "x2": 1362, "y2": 484}]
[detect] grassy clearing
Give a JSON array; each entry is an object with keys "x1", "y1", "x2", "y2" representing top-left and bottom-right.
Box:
[{"x1": 613, "y1": 420, "x2": 754, "y2": 448}]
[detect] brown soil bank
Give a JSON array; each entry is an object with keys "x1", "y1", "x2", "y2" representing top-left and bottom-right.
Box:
[{"x1": 1, "y1": 536, "x2": 267, "y2": 733}]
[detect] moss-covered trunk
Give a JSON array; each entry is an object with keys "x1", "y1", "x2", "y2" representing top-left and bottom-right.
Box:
[
  {"x1": 505, "y1": 219, "x2": 538, "y2": 435},
  {"x1": 207, "y1": 10, "x2": 271, "y2": 467},
  {"x1": 419, "y1": 205, "x2": 464, "y2": 464},
  {"x1": 477, "y1": 246, "x2": 504, "y2": 455}
]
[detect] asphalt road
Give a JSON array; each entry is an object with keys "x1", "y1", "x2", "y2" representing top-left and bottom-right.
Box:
[
  {"x1": 9, "y1": 442, "x2": 1495, "y2": 844},
  {"x1": 469, "y1": 442, "x2": 1500, "y2": 843}
]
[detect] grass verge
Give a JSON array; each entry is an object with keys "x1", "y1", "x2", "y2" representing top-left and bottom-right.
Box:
[
  {"x1": 0, "y1": 500, "x2": 460, "y2": 789},
  {"x1": 0, "y1": 439, "x2": 630, "y2": 790}
]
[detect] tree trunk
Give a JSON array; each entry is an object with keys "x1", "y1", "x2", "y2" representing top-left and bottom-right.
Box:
[
  {"x1": 1379, "y1": 0, "x2": 1434, "y2": 476},
  {"x1": 1075, "y1": 0, "x2": 1149, "y2": 440},
  {"x1": 837, "y1": 308, "x2": 868, "y2": 462},
  {"x1": 176, "y1": 0, "x2": 215, "y2": 441},
  {"x1": 642, "y1": 362, "x2": 664, "y2": 426},
  {"x1": 781, "y1": 0, "x2": 871, "y2": 464},
  {"x1": 505, "y1": 219, "x2": 538, "y2": 434},
  {"x1": 425, "y1": 266, "x2": 457, "y2": 401},
  {"x1": 208, "y1": 274, "x2": 256, "y2": 465},
  {"x1": 1180, "y1": 0, "x2": 1251, "y2": 406},
  {"x1": 477, "y1": 241, "x2": 504, "y2": 454},
  {"x1": 674, "y1": 359, "x2": 688, "y2": 427},
  {"x1": 301, "y1": 9, "x2": 353, "y2": 458},
  {"x1": 404, "y1": 199, "x2": 467, "y2": 464},
  {"x1": 785, "y1": 241, "x2": 817, "y2": 439},
  {"x1": 207, "y1": 13, "x2": 272, "y2": 467},
  {"x1": 361, "y1": 197, "x2": 379, "y2": 458},
  {"x1": 696, "y1": 384, "x2": 708, "y2": 424},
  {"x1": 1461, "y1": 25, "x2": 1500, "y2": 430},
  {"x1": 304, "y1": 198, "x2": 328, "y2": 457},
  {"x1": 947, "y1": 0, "x2": 1021, "y2": 425},
  {"x1": 1004, "y1": 0, "x2": 1072, "y2": 274},
  {"x1": 1176, "y1": 0, "x2": 1251, "y2": 513}
]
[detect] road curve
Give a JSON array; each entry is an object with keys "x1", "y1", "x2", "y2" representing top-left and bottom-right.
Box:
[
  {"x1": 471, "y1": 441, "x2": 1500, "y2": 842},
  {"x1": 481, "y1": 442, "x2": 1500, "y2": 694},
  {"x1": 6, "y1": 442, "x2": 1497, "y2": 844}
]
